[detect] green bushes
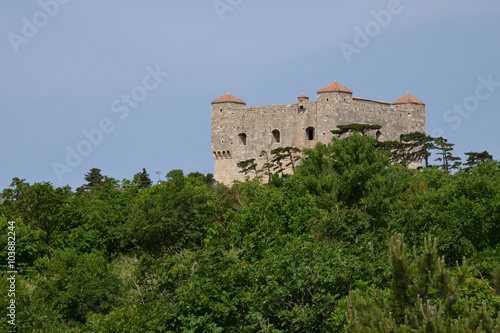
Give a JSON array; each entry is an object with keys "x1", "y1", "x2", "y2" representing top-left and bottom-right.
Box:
[{"x1": 1, "y1": 136, "x2": 499, "y2": 331}]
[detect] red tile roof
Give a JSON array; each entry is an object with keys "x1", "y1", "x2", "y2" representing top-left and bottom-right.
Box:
[
  {"x1": 317, "y1": 81, "x2": 352, "y2": 93},
  {"x1": 392, "y1": 93, "x2": 425, "y2": 105},
  {"x1": 298, "y1": 94, "x2": 309, "y2": 98},
  {"x1": 211, "y1": 93, "x2": 246, "y2": 104}
]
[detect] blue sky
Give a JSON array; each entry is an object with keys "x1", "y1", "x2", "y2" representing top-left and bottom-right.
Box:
[{"x1": 1, "y1": 0, "x2": 500, "y2": 189}]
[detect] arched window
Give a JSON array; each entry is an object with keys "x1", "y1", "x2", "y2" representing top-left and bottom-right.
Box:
[
  {"x1": 272, "y1": 129, "x2": 280, "y2": 143},
  {"x1": 376, "y1": 130, "x2": 382, "y2": 141},
  {"x1": 238, "y1": 133, "x2": 247, "y2": 146},
  {"x1": 399, "y1": 134, "x2": 405, "y2": 143},
  {"x1": 306, "y1": 127, "x2": 315, "y2": 141}
]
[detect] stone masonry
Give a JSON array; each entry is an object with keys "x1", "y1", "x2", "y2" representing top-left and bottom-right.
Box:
[{"x1": 211, "y1": 81, "x2": 425, "y2": 184}]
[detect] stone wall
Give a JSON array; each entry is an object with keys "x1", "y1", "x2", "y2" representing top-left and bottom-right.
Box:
[{"x1": 211, "y1": 84, "x2": 425, "y2": 184}]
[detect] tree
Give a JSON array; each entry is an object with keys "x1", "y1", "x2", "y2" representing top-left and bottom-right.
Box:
[
  {"x1": 331, "y1": 123, "x2": 382, "y2": 137},
  {"x1": 166, "y1": 169, "x2": 184, "y2": 181},
  {"x1": 0, "y1": 217, "x2": 45, "y2": 273},
  {"x1": 346, "y1": 233, "x2": 500, "y2": 332},
  {"x1": 237, "y1": 158, "x2": 258, "y2": 176},
  {"x1": 0, "y1": 178, "x2": 71, "y2": 259},
  {"x1": 376, "y1": 140, "x2": 409, "y2": 166},
  {"x1": 125, "y1": 174, "x2": 213, "y2": 254},
  {"x1": 375, "y1": 132, "x2": 435, "y2": 168},
  {"x1": 84, "y1": 168, "x2": 105, "y2": 187},
  {"x1": 32, "y1": 249, "x2": 121, "y2": 324},
  {"x1": 76, "y1": 168, "x2": 105, "y2": 192},
  {"x1": 433, "y1": 137, "x2": 461, "y2": 171},
  {"x1": 134, "y1": 168, "x2": 152, "y2": 189},
  {"x1": 464, "y1": 151, "x2": 493, "y2": 172},
  {"x1": 330, "y1": 133, "x2": 389, "y2": 207},
  {"x1": 56, "y1": 180, "x2": 128, "y2": 255},
  {"x1": 121, "y1": 169, "x2": 153, "y2": 195},
  {"x1": 281, "y1": 146, "x2": 301, "y2": 174},
  {"x1": 259, "y1": 150, "x2": 273, "y2": 182},
  {"x1": 402, "y1": 131, "x2": 435, "y2": 168},
  {"x1": 187, "y1": 171, "x2": 216, "y2": 185},
  {"x1": 271, "y1": 147, "x2": 286, "y2": 177},
  {"x1": 296, "y1": 133, "x2": 390, "y2": 208},
  {"x1": 270, "y1": 146, "x2": 301, "y2": 175}
]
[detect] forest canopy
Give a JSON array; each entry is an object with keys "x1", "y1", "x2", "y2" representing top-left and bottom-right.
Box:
[{"x1": 1, "y1": 132, "x2": 499, "y2": 332}]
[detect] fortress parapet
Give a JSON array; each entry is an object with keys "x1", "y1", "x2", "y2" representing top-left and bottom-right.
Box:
[{"x1": 211, "y1": 82, "x2": 425, "y2": 184}]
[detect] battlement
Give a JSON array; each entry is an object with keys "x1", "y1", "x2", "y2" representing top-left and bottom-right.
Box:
[{"x1": 211, "y1": 81, "x2": 425, "y2": 184}]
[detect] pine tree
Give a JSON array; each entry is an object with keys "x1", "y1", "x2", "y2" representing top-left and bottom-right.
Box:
[
  {"x1": 259, "y1": 150, "x2": 273, "y2": 182},
  {"x1": 376, "y1": 140, "x2": 409, "y2": 166},
  {"x1": 77, "y1": 168, "x2": 105, "y2": 192},
  {"x1": 271, "y1": 147, "x2": 286, "y2": 177},
  {"x1": 402, "y1": 131, "x2": 435, "y2": 168},
  {"x1": 135, "y1": 168, "x2": 152, "y2": 189},
  {"x1": 433, "y1": 137, "x2": 461, "y2": 171},
  {"x1": 271, "y1": 146, "x2": 301, "y2": 174},
  {"x1": 346, "y1": 233, "x2": 500, "y2": 332},
  {"x1": 236, "y1": 158, "x2": 258, "y2": 176},
  {"x1": 463, "y1": 151, "x2": 493, "y2": 172},
  {"x1": 331, "y1": 123, "x2": 382, "y2": 137},
  {"x1": 84, "y1": 168, "x2": 104, "y2": 187}
]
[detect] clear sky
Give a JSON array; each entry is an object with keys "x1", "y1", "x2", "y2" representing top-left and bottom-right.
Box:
[{"x1": 1, "y1": 0, "x2": 500, "y2": 190}]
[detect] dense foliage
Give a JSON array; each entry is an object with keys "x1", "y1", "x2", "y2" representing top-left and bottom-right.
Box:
[{"x1": 1, "y1": 134, "x2": 499, "y2": 332}]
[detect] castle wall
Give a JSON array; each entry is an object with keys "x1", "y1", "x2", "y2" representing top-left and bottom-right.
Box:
[
  {"x1": 212, "y1": 101, "x2": 319, "y2": 183},
  {"x1": 212, "y1": 87, "x2": 426, "y2": 184}
]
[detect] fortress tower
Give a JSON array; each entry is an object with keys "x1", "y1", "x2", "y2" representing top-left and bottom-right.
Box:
[{"x1": 211, "y1": 81, "x2": 425, "y2": 184}]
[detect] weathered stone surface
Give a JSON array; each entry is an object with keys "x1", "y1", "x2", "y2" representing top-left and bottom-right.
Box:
[{"x1": 211, "y1": 84, "x2": 425, "y2": 184}]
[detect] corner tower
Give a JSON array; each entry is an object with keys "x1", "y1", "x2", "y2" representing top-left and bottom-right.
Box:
[
  {"x1": 316, "y1": 81, "x2": 353, "y2": 143},
  {"x1": 211, "y1": 93, "x2": 247, "y2": 184},
  {"x1": 391, "y1": 92, "x2": 426, "y2": 135}
]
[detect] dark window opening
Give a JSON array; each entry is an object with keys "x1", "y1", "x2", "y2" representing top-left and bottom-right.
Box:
[
  {"x1": 238, "y1": 133, "x2": 247, "y2": 146},
  {"x1": 306, "y1": 127, "x2": 315, "y2": 141},
  {"x1": 376, "y1": 130, "x2": 382, "y2": 141},
  {"x1": 272, "y1": 129, "x2": 280, "y2": 143}
]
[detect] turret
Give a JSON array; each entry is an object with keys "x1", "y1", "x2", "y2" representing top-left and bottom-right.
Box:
[
  {"x1": 211, "y1": 93, "x2": 246, "y2": 151},
  {"x1": 316, "y1": 80, "x2": 353, "y2": 102},
  {"x1": 298, "y1": 94, "x2": 309, "y2": 111},
  {"x1": 316, "y1": 81, "x2": 353, "y2": 143},
  {"x1": 391, "y1": 92, "x2": 426, "y2": 133},
  {"x1": 391, "y1": 92, "x2": 425, "y2": 106},
  {"x1": 211, "y1": 93, "x2": 246, "y2": 113},
  {"x1": 211, "y1": 93, "x2": 247, "y2": 184}
]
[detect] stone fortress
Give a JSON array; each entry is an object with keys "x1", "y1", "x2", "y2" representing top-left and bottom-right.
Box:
[{"x1": 211, "y1": 81, "x2": 425, "y2": 184}]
